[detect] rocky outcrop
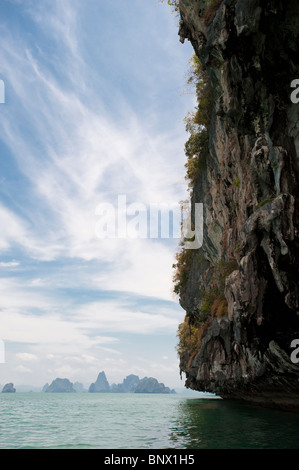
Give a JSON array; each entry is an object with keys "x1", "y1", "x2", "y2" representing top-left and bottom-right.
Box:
[
  {"x1": 88, "y1": 371, "x2": 110, "y2": 393},
  {"x1": 110, "y1": 374, "x2": 141, "y2": 393},
  {"x1": 73, "y1": 382, "x2": 86, "y2": 392},
  {"x1": 135, "y1": 377, "x2": 176, "y2": 394},
  {"x1": 45, "y1": 378, "x2": 75, "y2": 393},
  {"x1": 2, "y1": 383, "x2": 16, "y2": 393},
  {"x1": 176, "y1": 0, "x2": 299, "y2": 409},
  {"x1": 41, "y1": 383, "x2": 49, "y2": 392},
  {"x1": 88, "y1": 372, "x2": 176, "y2": 394}
]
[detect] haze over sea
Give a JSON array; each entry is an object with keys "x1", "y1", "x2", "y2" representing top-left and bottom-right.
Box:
[{"x1": 1, "y1": 393, "x2": 299, "y2": 449}]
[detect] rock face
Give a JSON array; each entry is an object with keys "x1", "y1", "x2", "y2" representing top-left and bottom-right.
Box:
[
  {"x1": 2, "y1": 383, "x2": 16, "y2": 393},
  {"x1": 89, "y1": 371, "x2": 110, "y2": 393},
  {"x1": 176, "y1": 0, "x2": 299, "y2": 409},
  {"x1": 45, "y1": 378, "x2": 75, "y2": 393}
]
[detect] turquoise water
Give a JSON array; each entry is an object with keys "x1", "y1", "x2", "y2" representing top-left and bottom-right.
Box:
[{"x1": 0, "y1": 393, "x2": 299, "y2": 449}]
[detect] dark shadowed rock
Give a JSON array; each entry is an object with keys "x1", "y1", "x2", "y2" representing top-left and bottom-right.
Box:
[{"x1": 176, "y1": 0, "x2": 299, "y2": 410}]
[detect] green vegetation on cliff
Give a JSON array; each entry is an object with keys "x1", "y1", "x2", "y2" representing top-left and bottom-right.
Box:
[
  {"x1": 176, "y1": 259, "x2": 238, "y2": 372},
  {"x1": 172, "y1": 54, "x2": 213, "y2": 297},
  {"x1": 184, "y1": 55, "x2": 212, "y2": 188}
]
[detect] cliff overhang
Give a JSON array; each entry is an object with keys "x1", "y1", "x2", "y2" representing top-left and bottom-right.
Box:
[{"x1": 175, "y1": 0, "x2": 299, "y2": 410}]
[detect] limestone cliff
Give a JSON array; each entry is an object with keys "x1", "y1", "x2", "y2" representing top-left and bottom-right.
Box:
[{"x1": 175, "y1": 0, "x2": 299, "y2": 409}]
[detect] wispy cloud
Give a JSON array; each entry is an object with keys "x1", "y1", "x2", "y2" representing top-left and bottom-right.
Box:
[
  {"x1": 0, "y1": 272, "x2": 182, "y2": 385},
  {"x1": 0, "y1": 275, "x2": 180, "y2": 341},
  {"x1": 0, "y1": 0, "x2": 191, "y2": 387},
  {"x1": 0, "y1": 260, "x2": 20, "y2": 268},
  {"x1": 0, "y1": 6, "x2": 188, "y2": 265}
]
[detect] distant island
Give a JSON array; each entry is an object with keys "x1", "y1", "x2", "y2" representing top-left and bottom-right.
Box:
[
  {"x1": 44, "y1": 378, "x2": 76, "y2": 393},
  {"x1": 89, "y1": 371, "x2": 176, "y2": 394},
  {"x1": 89, "y1": 371, "x2": 110, "y2": 392},
  {"x1": 40, "y1": 372, "x2": 176, "y2": 394},
  {"x1": 1, "y1": 383, "x2": 16, "y2": 393}
]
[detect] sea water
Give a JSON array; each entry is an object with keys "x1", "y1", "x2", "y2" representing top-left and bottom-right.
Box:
[{"x1": 0, "y1": 392, "x2": 299, "y2": 449}]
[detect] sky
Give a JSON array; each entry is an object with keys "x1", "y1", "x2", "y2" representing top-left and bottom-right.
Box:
[{"x1": 0, "y1": 0, "x2": 195, "y2": 390}]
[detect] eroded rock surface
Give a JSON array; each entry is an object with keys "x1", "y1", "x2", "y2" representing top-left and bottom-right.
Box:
[{"x1": 176, "y1": 0, "x2": 299, "y2": 409}]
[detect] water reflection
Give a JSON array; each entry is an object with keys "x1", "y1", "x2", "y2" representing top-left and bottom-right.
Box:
[{"x1": 169, "y1": 398, "x2": 299, "y2": 449}]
